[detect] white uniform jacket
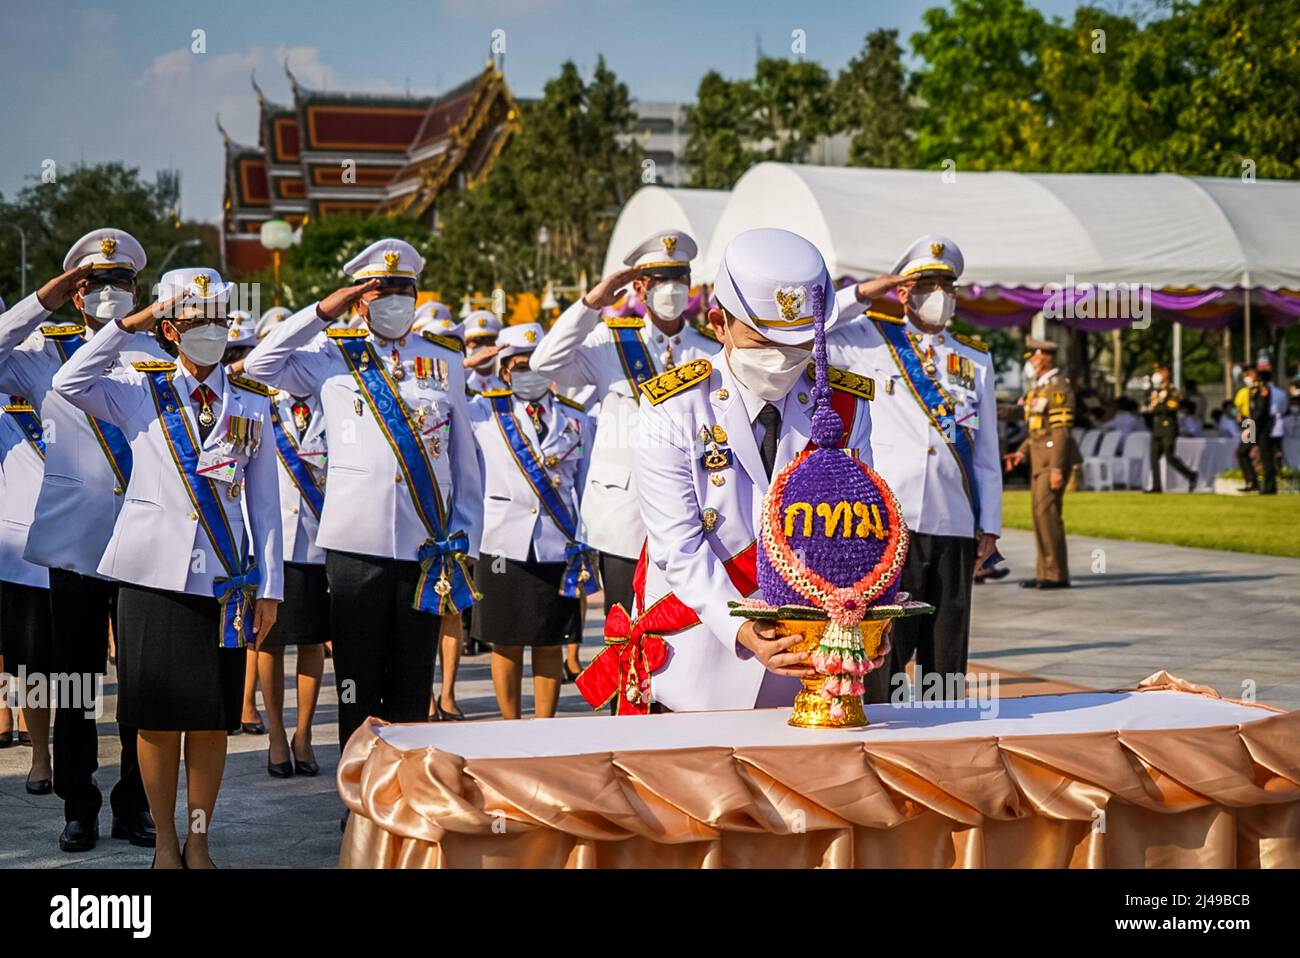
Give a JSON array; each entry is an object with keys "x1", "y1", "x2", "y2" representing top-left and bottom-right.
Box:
[
  {"x1": 833, "y1": 288, "x2": 1002, "y2": 538},
  {"x1": 270, "y1": 390, "x2": 327, "y2": 565},
  {"x1": 51, "y1": 321, "x2": 284, "y2": 601},
  {"x1": 0, "y1": 293, "x2": 169, "y2": 575},
  {"x1": 242, "y1": 305, "x2": 482, "y2": 562},
  {"x1": 636, "y1": 356, "x2": 876, "y2": 711},
  {"x1": 468, "y1": 392, "x2": 595, "y2": 562},
  {"x1": 0, "y1": 404, "x2": 50, "y2": 588},
  {"x1": 530, "y1": 301, "x2": 720, "y2": 559}
]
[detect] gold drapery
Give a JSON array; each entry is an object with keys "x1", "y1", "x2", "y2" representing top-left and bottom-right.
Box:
[{"x1": 337, "y1": 674, "x2": 1300, "y2": 868}]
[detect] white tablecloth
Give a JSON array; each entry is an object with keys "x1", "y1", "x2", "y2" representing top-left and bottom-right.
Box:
[
  {"x1": 375, "y1": 689, "x2": 1274, "y2": 759},
  {"x1": 1145, "y1": 436, "x2": 1237, "y2": 492}
]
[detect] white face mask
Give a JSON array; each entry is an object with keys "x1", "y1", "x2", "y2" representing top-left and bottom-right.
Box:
[
  {"x1": 508, "y1": 368, "x2": 551, "y2": 402},
  {"x1": 1022, "y1": 361, "x2": 1037, "y2": 384},
  {"x1": 365, "y1": 295, "x2": 415, "y2": 339},
  {"x1": 80, "y1": 286, "x2": 134, "y2": 322},
  {"x1": 178, "y1": 323, "x2": 229, "y2": 366},
  {"x1": 911, "y1": 289, "x2": 955, "y2": 328},
  {"x1": 724, "y1": 322, "x2": 808, "y2": 402},
  {"x1": 647, "y1": 281, "x2": 688, "y2": 321},
  {"x1": 1152, "y1": 373, "x2": 1166, "y2": 387}
]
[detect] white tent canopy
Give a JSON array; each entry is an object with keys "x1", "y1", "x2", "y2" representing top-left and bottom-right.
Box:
[
  {"x1": 644, "y1": 164, "x2": 1300, "y2": 290},
  {"x1": 601, "y1": 186, "x2": 729, "y2": 284}
]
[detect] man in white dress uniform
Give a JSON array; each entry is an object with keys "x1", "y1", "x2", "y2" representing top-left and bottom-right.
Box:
[
  {"x1": 831, "y1": 235, "x2": 1002, "y2": 702},
  {"x1": 0, "y1": 229, "x2": 162, "y2": 851},
  {"x1": 242, "y1": 239, "x2": 483, "y2": 761},
  {"x1": 530, "y1": 230, "x2": 719, "y2": 619},
  {"x1": 578, "y1": 228, "x2": 877, "y2": 714}
]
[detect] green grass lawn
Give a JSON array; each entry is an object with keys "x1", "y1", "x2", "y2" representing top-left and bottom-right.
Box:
[{"x1": 1001, "y1": 490, "x2": 1300, "y2": 558}]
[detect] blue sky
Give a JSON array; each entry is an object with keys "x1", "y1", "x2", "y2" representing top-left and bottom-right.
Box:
[{"x1": 0, "y1": 0, "x2": 1082, "y2": 224}]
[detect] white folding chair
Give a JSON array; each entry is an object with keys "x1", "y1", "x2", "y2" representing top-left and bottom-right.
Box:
[
  {"x1": 1078, "y1": 429, "x2": 1103, "y2": 458},
  {"x1": 1082, "y1": 430, "x2": 1125, "y2": 490},
  {"x1": 1119, "y1": 430, "x2": 1151, "y2": 489}
]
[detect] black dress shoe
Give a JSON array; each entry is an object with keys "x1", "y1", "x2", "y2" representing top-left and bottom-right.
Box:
[
  {"x1": 241, "y1": 721, "x2": 267, "y2": 735},
  {"x1": 111, "y1": 810, "x2": 156, "y2": 847},
  {"x1": 293, "y1": 756, "x2": 320, "y2": 777},
  {"x1": 0, "y1": 730, "x2": 14, "y2": 748},
  {"x1": 17, "y1": 730, "x2": 31, "y2": 746},
  {"x1": 59, "y1": 819, "x2": 99, "y2": 853},
  {"x1": 25, "y1": 774, "x2": 52, "y2": 795},
  {"x1": 267, "y1": 756, "x2": 294, "y2": 779},
  {"x1": 1188, "y1": 471, "x2": 1198, "y2": 492},
  {"x1": 1038, "y1": 580, "x2": 1072, "y2": 589},
  {"x1": 563, "y1": 664, "x2": 580, "y2": 684},
  {"x1": 432, "y1": 701, "x2": 465, "y2": 722},
  {"x1": 1018, "y1": 578, "x2": 1040, "y2": 589}
]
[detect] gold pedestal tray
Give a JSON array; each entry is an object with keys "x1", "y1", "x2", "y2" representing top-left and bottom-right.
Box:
[{"x1": 730, "y1": 601, "x2": 933, "y2": 729}]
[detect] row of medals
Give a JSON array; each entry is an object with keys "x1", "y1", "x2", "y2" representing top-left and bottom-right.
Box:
[
  {"x1": 699, "y1": 423, "x2": 728, "y2": 533},
  {"x1": 360, "y1": 344, "x2": 450, "y2": 460},
  {"x1": 195, "y1": 399, "x2": 261, "y2": 500}
]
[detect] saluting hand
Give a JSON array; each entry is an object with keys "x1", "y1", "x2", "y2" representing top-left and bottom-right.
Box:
[
  {"x1": 317, "y1": 279, "x2": 381, "y2": 321},
  {"x1": 737, "y1": 620, "x2": 816, "y2": 677},
  {"x1": 582, "y1": 266, "x2": 642, "y2": 310},
  {"x1": 851, "y1": 274, "x2": 907, "y2": 304},
  {"x1": 117, "y1": 293, "x2": 186, "y2": 333},
  {"x1": 35, "y1": 264, "x2": 94, "y2": 311},
  {"x1": 252, "y1": 598, "x2": 279, "y2": 651},
  {"x1": 464, "y1": 342, "x2": 504, "y2": 370}
]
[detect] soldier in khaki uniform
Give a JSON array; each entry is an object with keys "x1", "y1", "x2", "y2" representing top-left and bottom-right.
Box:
[
  {"x1": 1146, "y1": 363, "x2": 1197, "y2": 493},
  {"x1": 1003, "y1": 338, "x2": 1078, "y2": 589}
]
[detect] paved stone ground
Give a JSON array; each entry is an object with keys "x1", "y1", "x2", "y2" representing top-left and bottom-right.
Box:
[{"x1": 1, "y1": 528, "x2": 1295, "y2": 869}]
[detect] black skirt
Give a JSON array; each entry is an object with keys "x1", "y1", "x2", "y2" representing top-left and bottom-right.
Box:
[
  {"x1": 475, "y1": 553, "x2": 580, "y2": 647},
  {"x1": 0, "y1": 580, "x2": 52, "y2": 675},
  {"x1": 115, "y1": 583, "x2": 245, "y2": 732},
  {"x1": 260, "y1": 562, "x2": 329, "y2": 648}
]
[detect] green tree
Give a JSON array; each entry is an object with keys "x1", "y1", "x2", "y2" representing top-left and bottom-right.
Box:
[
  {"x1": 910, "y1": 0, "x2": 1061, "y2": 171},
  {"x1": 750, "y1": 57, "x2": 833, "y2": 163},
  {"x1": 0, "y1": 163, "x2": 216, "y2": 309},
  {"x1": 683, "y1": 70, "x2": 759, "y2": 189},
  {"x1": 832, "y1": 29, "x2": 918, "y2": 168}
]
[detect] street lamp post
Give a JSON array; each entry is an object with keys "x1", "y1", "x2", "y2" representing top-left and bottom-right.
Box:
[{"x1": 260, "y1": 219, "x2": 294, "y2": 306}]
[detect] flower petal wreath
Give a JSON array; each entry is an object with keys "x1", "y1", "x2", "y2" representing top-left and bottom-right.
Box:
[{"x1": 759, "y1": 451, "x2": 910, "y2": 628}]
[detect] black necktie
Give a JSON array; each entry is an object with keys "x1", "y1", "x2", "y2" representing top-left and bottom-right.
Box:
[{"x1": 758, "y1": 403, "x2": 781, "y2": 478}]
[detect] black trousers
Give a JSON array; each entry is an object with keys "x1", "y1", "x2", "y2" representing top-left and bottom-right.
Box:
[
  {"x1": 325, "y1": 550, "x2": 439, "y2": 751},
  {"x1": 48, "y1": 568, "x2": 147, "y2": 824},
  {"x1": 1238, "y1": 434, "x2": 1278, "y2": 493},
  {"x1": 865, "y1": 533, "x2": 974, "y2": 705},
  {"x1": 1150, "y1": 432, "x2": 1195, "y2": 490},
  {"x1": 598, "y1": 553, "x2": 637, "y2": 618}
]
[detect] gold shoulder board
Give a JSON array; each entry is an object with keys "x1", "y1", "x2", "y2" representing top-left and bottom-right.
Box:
[
  {"x1": 132, "y1": 360, "x2": 176, "y2": 372},
  {"x1": 325, "y1": 328, "x2": 368, "y2": 339},
  {"x1": 3, "y1": 402, "x2": 36, "y2": 413},
  {"x1": 639, "y1": 358, "x2": 712, "y2": 406},
  {"x1": 479, "y1": 388, "x2": 512, "y2": 398},
  {"x1": 422, "y1": 331, "x2": 465, "y2": 353},
  {"x1": 826, "y1": 365, "x2": 876, "y2": 401},
  {"x1": 554, "y1": 394, "x2": 585, "y2": 411},
  {"x1": 604, "y1": 316, "x2": 645, "y2": 330},
  {"x1": 229, "y1": 374, "x2": 271, "y2": 396},
  {"x1": 40, "y1": 324, "x2": 87, "y2": 338},
  {"x1": 954, "y1": 333, "x2": 989, "y2": 354}
]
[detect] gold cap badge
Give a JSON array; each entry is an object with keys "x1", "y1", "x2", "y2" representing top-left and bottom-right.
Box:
[
  {"x1": 774, "y1": 286, "x2": 806, "y2": 321},
  {"x1": 383, "y1": 250, "x2": 401, "y2": 272},
  {"x1": 930, "y1": 242, "x2": 945, "y2": 258},
  {"x1": 524, "y1": 329, "x2": 538, "y2": 343},
  {"x1": 99, "y1": 237, "x2": 117, "y2": 258},
  {"x1": 662, "y1": 235, "x2": 678, "y2": 256},
  {"x1": 193, "y1": 273, "x2": 211, "y2": 295}
]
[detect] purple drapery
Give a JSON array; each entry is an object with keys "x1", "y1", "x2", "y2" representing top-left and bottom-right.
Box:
[{"x1": 1255, "y1": 288, "x2": 1300, "y2": 318}]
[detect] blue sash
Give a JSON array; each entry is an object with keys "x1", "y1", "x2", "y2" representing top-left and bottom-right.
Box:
[
  {"x1": 334, "y1": 337, "x2": 477, "y2": 615},
  {"x1": 270, "y1": 403, "x2": 325, "y2": 519},
  {"x1": 50, "y1": 331, "x2": 133, "y2": 488},
  {"x1": 488, "y1": 393, "x2": 598, "y2": 598},
  {"x1": 4, "y1": 401, "x2": 45, "y2": 459},
  {"x1": 876, "y1": 322, "x2": 979, "y2": 525},
  {"x1": 609, "y1": 323, "x2": 657, "y2": 393},
  {"x1": 144, "y1": 372, "x2": 258, "y2": 648}
]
